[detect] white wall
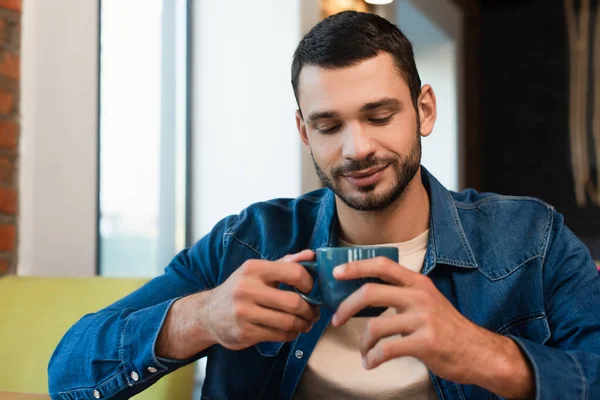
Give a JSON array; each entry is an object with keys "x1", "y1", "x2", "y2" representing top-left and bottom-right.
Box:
[
  {"x1": 191, "y1": 0, "x2": 304, "y2": 238},
  {"x1": 19, "y1": 0, "x2": 99, "y2": 276},
  {"x1": 393, "y1": 0, "x2": 463, "y2": 191},
  {"x1": 417, "y1": 42, "x2": 458, "y2": 191},
  {"x1": 300, "y1": 0, "x2": 323, "y2": 195}
]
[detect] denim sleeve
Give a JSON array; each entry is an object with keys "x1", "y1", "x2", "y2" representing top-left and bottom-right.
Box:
[
  {"x1": 509, "y1": 211, "x2": 600, "y2": 400},
  {"x1": 47, "y1": 215, "x2": 235, "y2": 400}
]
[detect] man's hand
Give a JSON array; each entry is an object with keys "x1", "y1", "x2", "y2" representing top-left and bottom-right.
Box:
[
  {"x1": 201, "y1": 250, "x2": 320, "y2": 350},
  {"x1": 157, "y1": 250, "x2": 320, "y2": 359},
  {"x1": 331, "y1": 257, "x2": 535, "y2": 400}
]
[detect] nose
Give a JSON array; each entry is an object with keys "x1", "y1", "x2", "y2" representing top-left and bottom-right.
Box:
[{"x1": 341, "y1": 122, "x2": 375, "y2": 161}]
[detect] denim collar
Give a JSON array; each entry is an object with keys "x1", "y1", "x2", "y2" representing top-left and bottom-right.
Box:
[{"x1": 308, "y1": 167, "x2": 479, "y2": 274}]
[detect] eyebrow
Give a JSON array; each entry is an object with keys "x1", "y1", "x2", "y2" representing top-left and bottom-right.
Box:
[
  {"x1": 306, "y1": 98, "x2": 403, "y2": 123},
  {"x1": 306, "y1": 110, "x2": 340, "y2": 123},
  {"x1": 360, "y1": 98, "x2": 402, "y2": 112}
]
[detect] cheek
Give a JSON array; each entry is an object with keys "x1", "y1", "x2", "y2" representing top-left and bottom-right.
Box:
[
  {"x1": 309, "y1": 134, "x2": 341, "y2": 168},
  {"x1": 381, "y1": 116, "x2": 418, "y2": 151}
]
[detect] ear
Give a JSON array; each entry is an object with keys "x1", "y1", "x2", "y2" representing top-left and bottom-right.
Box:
[
  {"x1": 417, "y1": 84, "x2": 437, "y2": 138},
  {"x1": 296, "y1": 110, "x2": 311, "y2": 151}
]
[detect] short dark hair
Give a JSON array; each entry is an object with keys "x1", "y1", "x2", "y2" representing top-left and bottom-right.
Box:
[{"x1": 292, "y1": 11, "x2": 421, "y2": 110}]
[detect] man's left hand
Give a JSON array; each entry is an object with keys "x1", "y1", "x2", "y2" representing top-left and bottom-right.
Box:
[{"x1": 331, "y1": 256, "x2": 534, "y2": 399}]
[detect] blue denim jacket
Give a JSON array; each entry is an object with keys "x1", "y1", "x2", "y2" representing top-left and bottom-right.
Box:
[{"x1": 48, "y1": 169, "x2": 600, "y2": 399}]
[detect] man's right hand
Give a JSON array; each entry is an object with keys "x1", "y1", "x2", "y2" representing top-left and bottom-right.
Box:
[
  {"x1": 156, "y1": 250, "x2": 320, "y2": 359},
  {"x1": 201, "y1": 250, "x2": 319, "y2": 350}
]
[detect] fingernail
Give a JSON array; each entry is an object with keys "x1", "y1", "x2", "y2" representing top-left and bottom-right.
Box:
[
  {"x1": 331, "y1": 314, "x2": 338, "y2": 326},
  {"x1": 362, "y1": 357, "x2": 368, "y2": 369},
  {"x1": 333, "y1": 265, "x2": 345, "y2": 277}
]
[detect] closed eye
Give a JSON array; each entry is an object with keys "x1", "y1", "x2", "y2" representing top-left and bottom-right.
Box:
[
  {"x1": 317, "y1": 124, "x2": 341, "y2": 134},
  {"x1": 368, "y1": 115, "x2": 393, "y2": 126}
]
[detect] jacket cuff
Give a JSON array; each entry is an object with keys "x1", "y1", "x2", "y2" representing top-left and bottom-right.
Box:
[{"x1": 119, "y1": 298, "x2": 180, "y2": 386}]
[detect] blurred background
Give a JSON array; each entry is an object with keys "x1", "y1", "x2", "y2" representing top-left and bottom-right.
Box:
[{"x1": 1, "y1": 0, "x2": 599, "y2": 396}]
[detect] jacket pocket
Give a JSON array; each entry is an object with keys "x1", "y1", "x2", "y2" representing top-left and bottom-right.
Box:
[
  {"x1": 254, "y1": 341, "x2": 285, "y2": 357},
  {"x1": 496, "y1": 313, "x2": 551, "y2": 345}
]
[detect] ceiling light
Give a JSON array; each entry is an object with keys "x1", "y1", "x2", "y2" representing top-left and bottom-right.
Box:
[{"x1": 365, "y1": 0, "x2": 394, "y2": 4}]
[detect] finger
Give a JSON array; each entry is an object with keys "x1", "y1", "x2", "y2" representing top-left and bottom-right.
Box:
[
  {"x1": 254, "y1": 285, "x2": 320, "y2": 322},
  {"x1": 245, "y1": 304, "x2": 313, "y2": 333},
  {"x1": 333, "y1": 284, "x2": 416, "y2": 326},
  {"x1": 243, "y1": 259, "x2": 316, "y2": 293},
  {"x1": 360, "y1": 313, "x2": 420, "y2": 356},
  {"x1": 267, "y1": 262, "x2": 316, "y2": 294},
  {"x1": 363, "y1": 335, "x2": 418, "y2": 370},
  {"x1": 332, "y1": 256, "x2": 420, "y2": 286},
  {"x1": 279, "y1": 249, "x2": 315, "y2": 263}
]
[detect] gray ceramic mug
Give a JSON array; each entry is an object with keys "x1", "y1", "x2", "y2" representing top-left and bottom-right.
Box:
[{"x1": 295, "y1": 246, "x2": 399, "y2": 317}]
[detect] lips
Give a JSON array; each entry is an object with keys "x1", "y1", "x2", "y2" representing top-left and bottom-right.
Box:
[
  {"x1": 345, "y1": 165, "x2": 387, "y2": 178},
  {"x1": 343, "y1": 165, "x2": 388, "y2": 187}
]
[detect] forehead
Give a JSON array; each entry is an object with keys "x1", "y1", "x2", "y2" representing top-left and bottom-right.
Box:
[{"x1": 297, "y1": 53, "x2": 411, "y2": 115}]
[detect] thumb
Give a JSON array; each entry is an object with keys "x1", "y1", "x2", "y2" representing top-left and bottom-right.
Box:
[{"x1": 280, "y1": 249, "x2": 315, "y2": 263}]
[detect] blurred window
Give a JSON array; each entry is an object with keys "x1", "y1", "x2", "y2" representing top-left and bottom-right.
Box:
[{"x1": 98, "y1": 0, "x2": 189, "y2": 277}]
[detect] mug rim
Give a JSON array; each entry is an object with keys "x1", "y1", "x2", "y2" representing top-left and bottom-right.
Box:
[{"x1": 314, "y1": 245, "x2": 399, "y2": 252}]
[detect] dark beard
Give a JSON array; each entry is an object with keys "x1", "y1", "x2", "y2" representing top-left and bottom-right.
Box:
[{"x1": 312, "y1": 133, "x2": 422, "y2": 212}]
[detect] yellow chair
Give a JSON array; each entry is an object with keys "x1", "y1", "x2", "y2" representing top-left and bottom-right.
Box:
[{"x1": 0, "y1": 276, "x2": 195, "y2": 399}]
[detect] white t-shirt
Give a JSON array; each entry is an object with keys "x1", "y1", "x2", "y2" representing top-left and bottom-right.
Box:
[{"x1": 293, "y1": 230, "x2": 436, "y2": 399}]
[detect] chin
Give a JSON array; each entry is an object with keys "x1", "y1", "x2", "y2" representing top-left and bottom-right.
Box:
[
  {"x1": 337, "y1": 184, "x2": 401, "y2": 212},
  {"x1": 348, "y1": 179, "x2": 393, "y2": 196}
]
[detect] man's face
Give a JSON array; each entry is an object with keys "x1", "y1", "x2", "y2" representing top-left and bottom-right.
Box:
[{"x1": 296, "y1": 53, "x2": 425, "y2": 212}]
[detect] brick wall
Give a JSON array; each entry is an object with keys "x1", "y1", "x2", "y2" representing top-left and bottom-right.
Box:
[{"x1": 0, "y1": 0, "x2": 20, "y2": 275}]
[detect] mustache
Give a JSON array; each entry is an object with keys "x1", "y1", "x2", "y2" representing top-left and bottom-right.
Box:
[{"x1": 331, "y1": 155, "x2": 397, "y2": 177}]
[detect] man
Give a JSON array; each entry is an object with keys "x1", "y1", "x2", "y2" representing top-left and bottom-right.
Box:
[{"x1": 49, "y1": 11, "x2": 600, "y2": 400}]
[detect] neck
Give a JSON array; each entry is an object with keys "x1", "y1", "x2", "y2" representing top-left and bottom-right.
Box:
[{"x1": 335, "y1": 168, "x2": 430, "y2": 245}]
